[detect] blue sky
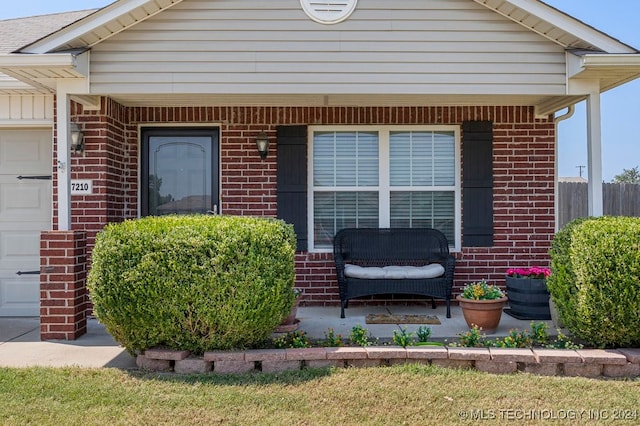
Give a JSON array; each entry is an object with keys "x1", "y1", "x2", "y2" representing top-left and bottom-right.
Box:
[{"x1": 1, "y1": 0, "x2": 638, "y2": 181}]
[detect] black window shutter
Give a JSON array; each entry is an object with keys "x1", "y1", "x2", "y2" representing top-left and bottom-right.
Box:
[
  {"x1": 277, "y1": 125, "x2": 308, "y2": 251},
  {"x1": 462, "y1": 121, "x2": 494, "y2": 247}
]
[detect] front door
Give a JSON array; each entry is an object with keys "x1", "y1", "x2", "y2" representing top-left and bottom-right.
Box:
[
  {"x1": 141, "y1": 128, "x2": 219, "y2": 216},
  {"x1": 0, "y1": 129, "x2": 52, "y2": 316}
]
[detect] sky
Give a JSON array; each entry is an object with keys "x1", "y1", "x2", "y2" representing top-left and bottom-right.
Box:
[{"x1": 0, "y1": 0, "x2": 638, "y2": 182}]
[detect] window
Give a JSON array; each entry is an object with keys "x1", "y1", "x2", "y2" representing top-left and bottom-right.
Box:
[
  {"x1": 141, "y1": 128, "x2": 220, "y2": 216},
  {"x1": 309, "y1": 126, "x2": 460, "y2": 251}
]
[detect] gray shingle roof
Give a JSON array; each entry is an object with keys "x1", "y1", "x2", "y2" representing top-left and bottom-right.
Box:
[{"x1": 0, "y1": 10, "x2": 97, "y2": 54}]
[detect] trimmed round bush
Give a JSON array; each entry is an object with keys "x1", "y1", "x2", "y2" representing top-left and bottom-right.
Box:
[
  {"x1": 548, "y1": 216, "x2": 640, "y2": 347},
  {"x1": 546, "y1": 217, "x2": 588, "y2": 332},
  {"x1": 88, "y1": 215, "x2": 296, "y2": 354}
]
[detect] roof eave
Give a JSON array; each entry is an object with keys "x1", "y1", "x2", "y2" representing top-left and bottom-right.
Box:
[
  {"x1": 473, "y1": 0, "x2": 638, "y2": 53},
  {"x1": 535, "y1": 54, "x2": 640, "y2": 117},
  {"x1": 0, "y1": 52, "x2": 88, "y2": 92},
  {"x1": 569, "y1": 54, "x2": 640, "y2": 91},
  {"x1": 20, "y1": 0, "x2": 185, "y2": 54}
]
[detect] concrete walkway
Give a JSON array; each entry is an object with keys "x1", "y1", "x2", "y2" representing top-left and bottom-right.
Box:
[
  {"x1": 0, "y1": 305, "x2": 554, "y2": 369},
  {"x1": 0, "y1": 317, "x2": 137, "y2": 369}
]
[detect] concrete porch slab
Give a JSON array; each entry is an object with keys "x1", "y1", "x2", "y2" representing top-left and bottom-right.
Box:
[
  {"x1": 295, "y1": 304, "x2": 556, "y2": 343},
  {"x1": 0, "y1": 304, "x2": 556, "y2": 368}
]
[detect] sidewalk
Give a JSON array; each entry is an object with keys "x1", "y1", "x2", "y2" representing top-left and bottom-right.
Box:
[
  {"x1": 0, "y1": 317, "x2": 137, "y2": 369},
  {"x1": 0, "y1": 305, "x2": 554, "y2": 369}
]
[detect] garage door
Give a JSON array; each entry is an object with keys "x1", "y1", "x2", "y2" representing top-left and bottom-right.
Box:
[{"x1": 0, "y1": 129, "x2": 52, "y2": 316}]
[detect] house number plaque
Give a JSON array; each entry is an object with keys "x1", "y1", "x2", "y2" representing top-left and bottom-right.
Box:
[{"x1": 71, "y1": 179, "x2": 93, "y2": 195}]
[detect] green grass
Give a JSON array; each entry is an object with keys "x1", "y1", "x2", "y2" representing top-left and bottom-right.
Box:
[{"x1": 1, "y1": 365, "x2": 639, "y2": 425}]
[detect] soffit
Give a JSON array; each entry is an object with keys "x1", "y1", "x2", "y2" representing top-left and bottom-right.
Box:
[
  {"x1": 99, "y1": 92, "x2": 575, "y2": 112},
  {"x1": 569, "y1": 53, "x2": 640, "y2": 92},
  {"x1": 0, "y1": 53, "x2": 88, "y2": 93}
]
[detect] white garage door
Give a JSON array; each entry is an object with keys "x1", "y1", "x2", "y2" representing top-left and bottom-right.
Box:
[{"x1": 0, "y1": 129, "x2": 52, "y2": 316}]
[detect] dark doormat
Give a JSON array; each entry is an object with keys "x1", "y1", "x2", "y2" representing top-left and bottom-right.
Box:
[{"x1": 365, "y1": 314, "x2": 441, "y2": 325}]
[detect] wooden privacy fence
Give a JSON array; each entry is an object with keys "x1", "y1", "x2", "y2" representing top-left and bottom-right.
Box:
[{"x1": 558, "y1": 182, "x2": 640, "y2": 228}]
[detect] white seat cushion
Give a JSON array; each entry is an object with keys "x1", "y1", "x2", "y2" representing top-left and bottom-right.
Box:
[
  {"x1": 382, "y1": 266, "x2": 409, "y2": 279},
  {"x1": 405, "y1": 264, "x2": 445, "y2": 279},
  {"x1": 344, "y1": 263, "x2": 445, "y2": 279},
  {"x1": 344, "y1": 264, "x2": 386, "y2": 279}
]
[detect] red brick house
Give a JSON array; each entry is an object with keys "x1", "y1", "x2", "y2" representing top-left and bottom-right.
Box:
[{"x1": 1, "y1": 0, "x2": 639, "y2": 339}]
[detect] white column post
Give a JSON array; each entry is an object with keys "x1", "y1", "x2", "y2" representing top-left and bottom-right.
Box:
[
  {"x1": 56, "y1": 88, "x2": 72, "y2": 231},
  {"x1": 55, "y1": 78, "x2": 91, "y2": 230},
  {"x1": 554, "y1": 106, "x2": 575, "y2": 231},
  {"x1": 586, "y1": 91, "x2": 603, "y2": 216}
]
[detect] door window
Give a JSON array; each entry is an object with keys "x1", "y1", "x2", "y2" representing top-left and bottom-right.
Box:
[{"x1": 141, "y1": 128, "x2": 219, "y2": 216}]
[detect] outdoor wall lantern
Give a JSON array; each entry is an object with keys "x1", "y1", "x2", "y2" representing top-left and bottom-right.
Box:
[
  {"x1": 70, "y1": 122, "x2": 84, "y2": 154},
  {"x1": 256, "y1": 131, "x2": 269, "y2": 160}
]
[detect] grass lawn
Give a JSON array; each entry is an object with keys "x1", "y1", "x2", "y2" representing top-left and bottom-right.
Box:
[{"x1": 1, "y1": 364, "x2": 639, "y2": 425}]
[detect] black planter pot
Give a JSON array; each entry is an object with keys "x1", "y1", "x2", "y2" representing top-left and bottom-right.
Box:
[{"x1": 504, "y1": 276, "x2": 551, "y2": 320}]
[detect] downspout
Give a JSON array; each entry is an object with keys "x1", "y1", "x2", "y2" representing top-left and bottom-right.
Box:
[{"x1": 553, "y1": 105, "x2": 575, "y2": 231}]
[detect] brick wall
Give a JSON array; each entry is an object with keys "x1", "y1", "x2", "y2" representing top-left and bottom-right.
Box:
[
  {"x1": 57, "y1": 101, "x2": 555, "y2": 307},
  {"x1": 40, "y1": 230, "x2": 87, "y2": 340}
]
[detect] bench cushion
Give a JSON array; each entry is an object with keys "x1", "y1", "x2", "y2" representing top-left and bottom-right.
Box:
[{"x1": 344, "y1": 263, "x2": 445, "y2": 280}]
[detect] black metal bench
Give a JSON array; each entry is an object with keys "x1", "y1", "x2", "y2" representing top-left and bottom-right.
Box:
[{"x1": 333, "y1": 228, "x2": 455, "y2": 318}]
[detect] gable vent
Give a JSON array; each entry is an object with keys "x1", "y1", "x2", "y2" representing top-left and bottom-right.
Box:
[{"x1": 300, "y1": 0, "x2": 358, "y2": 24}]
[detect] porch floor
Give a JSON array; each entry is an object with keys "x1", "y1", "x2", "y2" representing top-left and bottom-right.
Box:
[
  {"x1": 0, "y1": 304, "x2": 556, "y2": 368},
  {"x1": 296, "y1": 304, "x2": 556, "y2": 343}
]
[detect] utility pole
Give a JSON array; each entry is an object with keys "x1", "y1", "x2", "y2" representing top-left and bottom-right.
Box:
[{"x1": 576, "y1": 165, "x2": 586, "y2": 177}]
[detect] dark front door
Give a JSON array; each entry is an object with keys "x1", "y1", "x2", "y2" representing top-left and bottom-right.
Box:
[{"x1": 141, "y1": 128, "x2": 219, "y2": 216}]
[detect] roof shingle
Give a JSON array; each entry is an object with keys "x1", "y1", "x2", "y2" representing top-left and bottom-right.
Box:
[{"x1": 0, "y1": 10, "x2": 97, "y2": 54}]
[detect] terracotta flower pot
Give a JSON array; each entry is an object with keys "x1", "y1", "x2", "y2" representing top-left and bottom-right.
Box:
[
  {"x1": 280, "y1": 301, "x2": 299, "y2": 326},
  {"x1": 456, "y1": 295, "x2": 508, "y2": 334},
  {"x1": 275, "y1": 298, "x2": 300, "y2": 333}
]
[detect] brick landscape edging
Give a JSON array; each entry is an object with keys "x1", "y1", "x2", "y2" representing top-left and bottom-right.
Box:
[{"x1": 136, "y1": 346, "x2": 640, "y2": 378}]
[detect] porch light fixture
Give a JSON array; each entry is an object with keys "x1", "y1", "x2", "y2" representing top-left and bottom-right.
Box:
[
  {"x1": 69, "y1": 122, "x2": 84, "y2": 154},
  {"x1": 255, "y1": 131, "x2": 269, "y2": 160}
]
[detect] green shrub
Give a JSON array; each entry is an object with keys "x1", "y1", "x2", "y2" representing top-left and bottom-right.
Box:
[
  {"x1": 322, "y1": 328, "x2": 343, "y2": 347},
  {"x1": 548, "y1": 216, "x2": 640, "y2": 347},
  {"x1": 416, "y1": 326, "x2": 432, "y2": 343},
  {"x1": 547, "y1": 217, "x2": 588, "y2": 331},
  {"x1": 88, "y1": 215, "x2": 296, "y2": 354},
  {"x1": 274, "y1": 330, "x2": 312, "y2": 349},
  {"x1": 349, "y1": 325, "x2": 374, "y2": 347},
  {"x1": 392, "y1": 327, "x2": 414, "y2": 348}
]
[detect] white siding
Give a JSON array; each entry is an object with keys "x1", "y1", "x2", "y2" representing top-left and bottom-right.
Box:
[
  {"x1": 89, "y1": 0, "x2": 567, "y2": 96},
  {"x1": 0, "y1": 95, "x2": 53, "y2": 122}
]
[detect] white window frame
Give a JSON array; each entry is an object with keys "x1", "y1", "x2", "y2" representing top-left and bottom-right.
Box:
[{"x1": 307, "y1": 125, "x2": 462, "y2": 252}]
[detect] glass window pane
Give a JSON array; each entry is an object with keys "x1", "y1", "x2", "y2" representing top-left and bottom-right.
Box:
[
  {"x1": 390, "y1": 132, "x2": 411, "y2": 186},
  {"x1": 313, "y1": 191, "x2": 379, "y2": 249},
  {"x1": 148, "y1": 136, "x2": 212, "y2": 215},
  {"x1": 313, "y1": 131, "x2": 379, "y2": 188},
  {"x1": 412, "y1": 158, "x2": 433, "y2": 186},
  {"x1": 390, "y1": 191, "x2": 455, "y2": 243},
  {"x1": 390, "y1": 131, "x2": 455, "y2": 187},
  {"x1": 336, "y1": 159, "x2": 357, "y2": 185},
  {"x1": 313, "y1": 158, "x2": 334, "y2": 186},
  {"x1": 434, "y1": 132, "x2": 455, "y2": 186}
]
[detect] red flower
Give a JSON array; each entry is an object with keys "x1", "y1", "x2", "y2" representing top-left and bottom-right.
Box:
[{"x1": 506, "y1": 267, "x2": 550, "y2": 279}]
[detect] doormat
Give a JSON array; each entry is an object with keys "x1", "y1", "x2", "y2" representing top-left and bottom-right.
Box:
[{"x1": 365, "y1": 314, "x2": 441, "y2": 325}]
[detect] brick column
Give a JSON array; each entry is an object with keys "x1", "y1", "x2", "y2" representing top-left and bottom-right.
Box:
[{"x1": 40, "y1": 230, "x2": 88, "y2": 340}]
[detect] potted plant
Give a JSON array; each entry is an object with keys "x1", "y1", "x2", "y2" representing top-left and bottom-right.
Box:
[
  {"x1": 275, "y1": 288, "x2": 303, "y2": 333},
  {"x1": 456, "y1": 280, "x2": 507, "y2": 334},
  {"x1": 504, "y1": 267, "x2": 551, "y2": 320}
]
